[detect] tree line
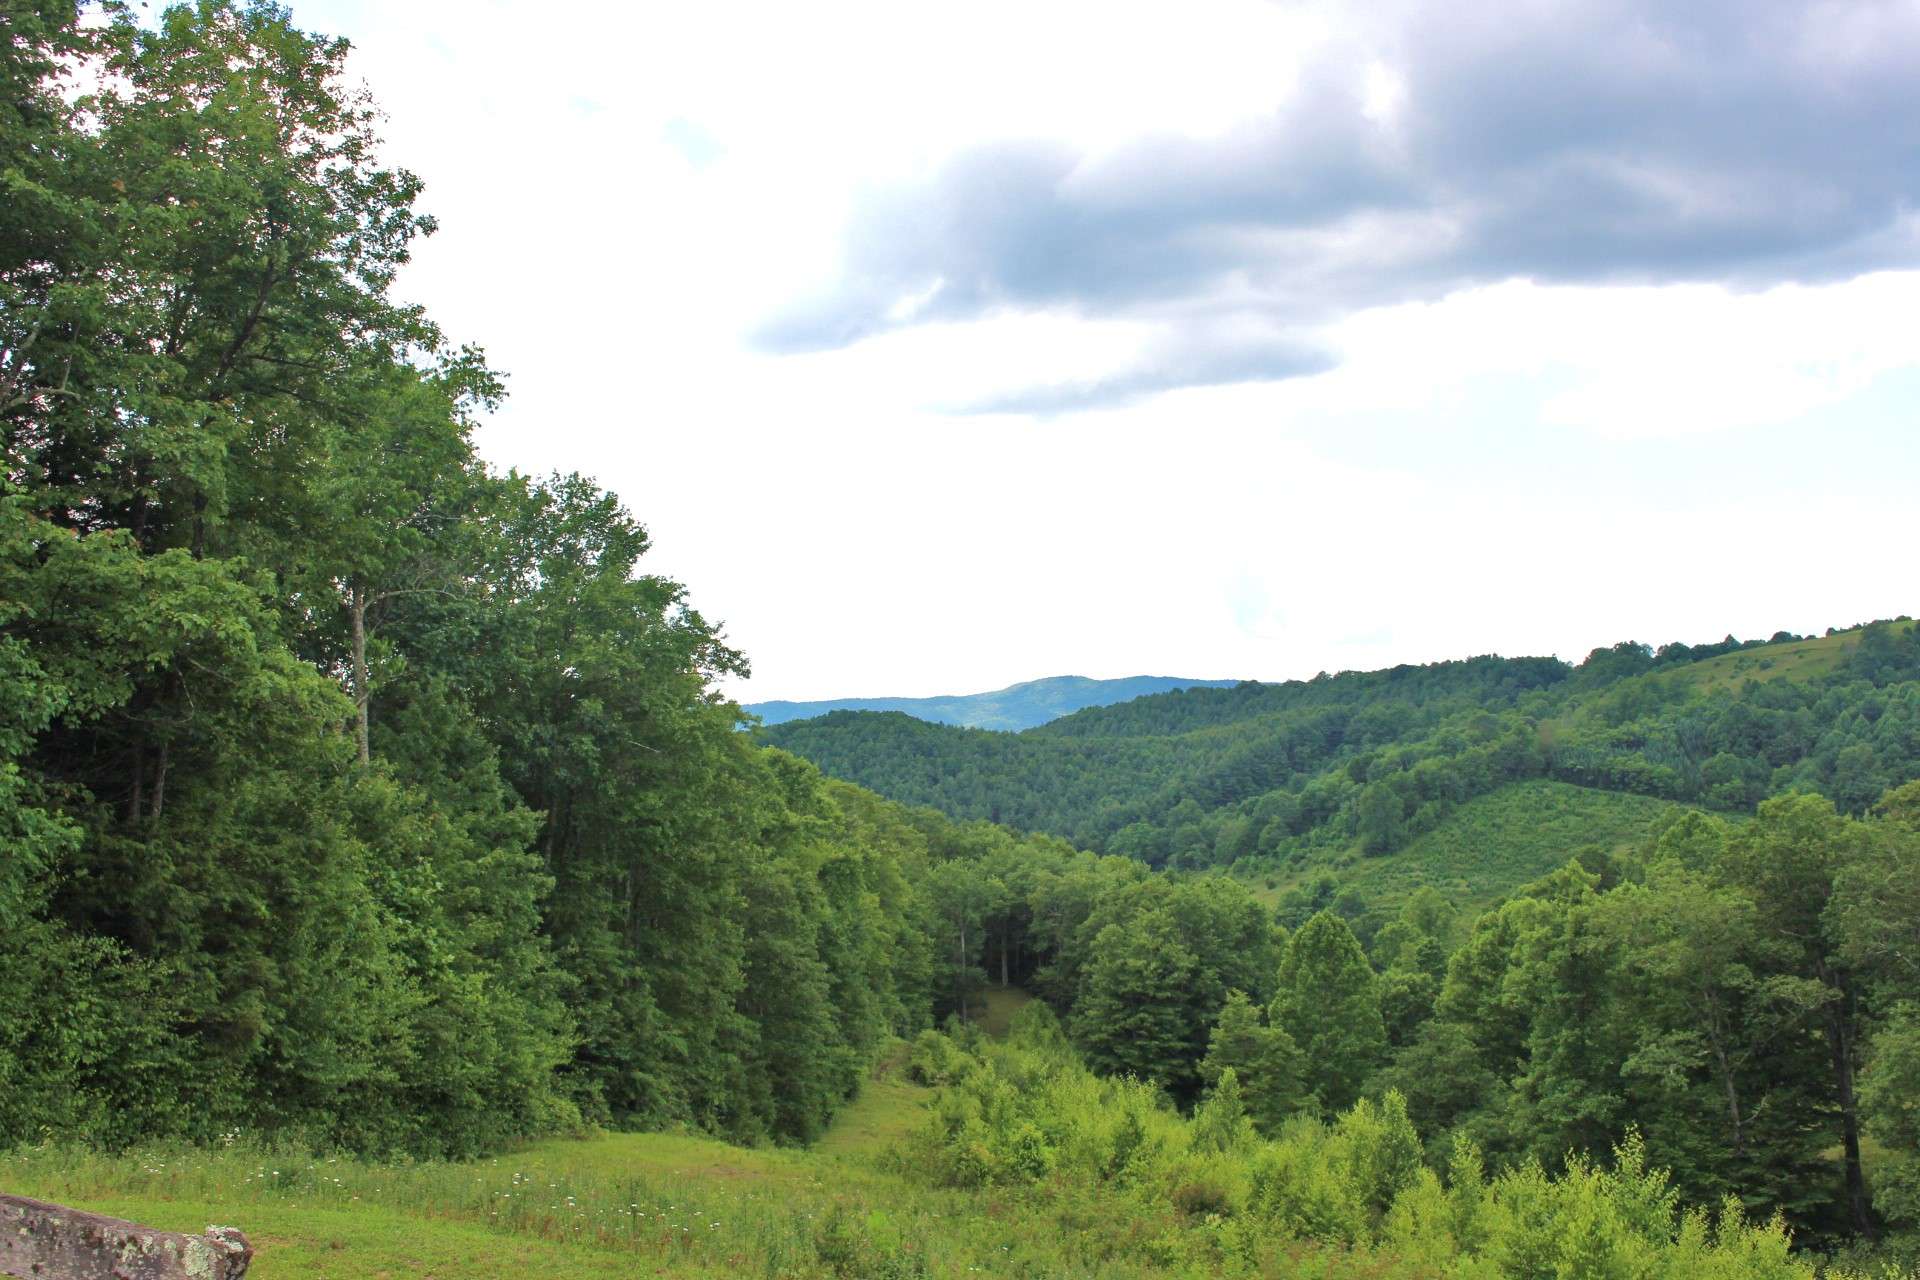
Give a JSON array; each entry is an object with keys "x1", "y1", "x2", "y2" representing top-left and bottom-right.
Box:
[{"x1": 0, "y1": 0, "x2": 964, "y2": 1156}]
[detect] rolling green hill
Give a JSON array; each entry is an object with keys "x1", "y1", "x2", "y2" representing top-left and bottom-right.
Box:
[{"x1": 762, "y1": 621, "x2": 1920, "y2": 898}]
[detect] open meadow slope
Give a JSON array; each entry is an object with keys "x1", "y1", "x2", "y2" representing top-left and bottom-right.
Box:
[
  {"x1": 1667, "y1": 621, "x2": 1916, "y2": 696},
  {"x1": 1248, "y1": 778, "x2": 1681, "y2": 916}
]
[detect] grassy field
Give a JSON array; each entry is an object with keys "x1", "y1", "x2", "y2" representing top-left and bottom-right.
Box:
[
  {"x1": 2, "y1": 1072, "x2": 936, "y2": 1279},
  {"x1": 1246, "y1": 779, "x2": 1680, "y2": 917},
  {"x1": 2, "y1": 1129, "x2": 858, "y2": 1280},
  {"x1": 1668, "y1": 621, "x2": 1912, "y2": 696},
  {"x1": 1, "y1": 993, "x2": 1224, "y2": 1280},
  {"x1": 809, "y1": 1044, "x2": 932, "y2": 1160},
  {"x1": 968, "y1": 984, "x2": 1035, "y2": 1038}
]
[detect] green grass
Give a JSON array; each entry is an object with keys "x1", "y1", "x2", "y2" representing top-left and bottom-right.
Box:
[
  {"x1": 810, "y1": 1044, "x2": 932, "y2": 1159},
  {"x1": 968, "y1": 984, "x2": 1035, "y2": 1038},
  {"x1": 23, "y1": 1196, "x2": 663, "y2": 1280},
  {"x1": 1, "y1": 1135, "x2": 832, "y2": 1279},
  {"x1": 1246, "y1": 779, "x2": 1681, "y2": 918},
  {"x1": 0, "y1": 1116, "x2": 1220, "y2": 1280},
  {"x1": 3, "y1": 1078, "x2": 928, "y2": 1280},
  {"x1": 1669, "y1": 622, "x2": 1913, "y2": 696},
  {"x1": 0, "y1": 1025, "x2": 1210, "y2": 1280}
]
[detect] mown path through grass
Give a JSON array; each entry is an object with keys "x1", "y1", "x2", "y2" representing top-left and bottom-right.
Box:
[
  {"x1": 812, "y1": 1042, "x2": 932, "y2": 1160},
  {"x1": 813, "y1": 985, "x2": 1031, "y2": 1159}
]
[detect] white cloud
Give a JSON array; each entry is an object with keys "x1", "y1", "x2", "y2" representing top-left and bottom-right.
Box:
[
  {"x1": 1283, "y1": 273, "x2": 1920, "y2": 439},
  {"x1": 291, "y1": 0, "x2": 1920, "y2": 702}
]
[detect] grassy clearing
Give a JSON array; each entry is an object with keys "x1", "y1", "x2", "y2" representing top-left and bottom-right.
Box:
[
  {"x1": 811, "y1": 1044, "x2": 933, "y2": 1159},
  {"x1": 23, "y1": 1196, "x2": 661, "y2": 1280},
  {"x1": 969, "y1": 984, "x2": 1035, "y2": 1038},
  {"x1": 0, "y1": 1027, "x2": 1208, "y2": 1280},
  {"x1": 0, "y1": 1121, "x2": 1225, "y2": 1280},
  {"x1": 1340, "y1": 779, "x2": 1675, "y2": 910},
  {"x1": 1244, "y1": 779, "x2": 1679, "y2": 917},
  {"x1": 0, "y1": 1132, "x2": 853, "y2": 1279},
  {"x1": 3, "y1": 1076, "x2": 922, "y2": 1280},
  {"x1": 1670, "y1": 622, "x2": 1913, "y2": 696}
]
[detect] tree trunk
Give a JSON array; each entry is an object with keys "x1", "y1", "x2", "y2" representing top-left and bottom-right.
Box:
[
  {"x1": 1701, "y1": 1005, "x2": 1744, "y2": 1156},
  {"x1": 125, "y1": 741, "x2": 144, "y2": 825},
  {"x1": 349, "y1": 583, "x2": 370, "y2": 765},
  {"x1": 1819, "y1": 969, "x2": 1875, "y2": 1237},
  {"x1": 1712, "y1": 1043, "x2": 1743, "y2": 1157},
  {"x1": 149, "y1": 734, "x2": 169, "y2": 824}
]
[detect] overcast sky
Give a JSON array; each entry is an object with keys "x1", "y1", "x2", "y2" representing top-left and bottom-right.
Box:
[{"x1": 296, "y1": 0, "x2": 1920, "y2": 702}]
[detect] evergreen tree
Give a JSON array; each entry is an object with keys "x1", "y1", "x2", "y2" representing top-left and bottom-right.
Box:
[
  {"x1": 1200, "y1": 989, "x2": 1305, "y2": 1133},
  {"x1": 1272, "y1": 912, "x2": 1388, "y2": 1114},
  {"x1": 1191, "y1": 1067, "x2": 1257, "y2": 1152}
]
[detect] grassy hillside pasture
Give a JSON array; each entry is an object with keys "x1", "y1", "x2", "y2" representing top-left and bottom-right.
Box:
[
  {"x1": 1246, "y1": 779, "x2": 1681, "y2": 916},
  {"x1": 1669, "y1": 625, "x2": 1909, "y2": 695}
]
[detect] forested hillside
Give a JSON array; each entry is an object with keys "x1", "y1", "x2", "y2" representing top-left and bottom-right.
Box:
[
  {"x1": 0, "y1": 2, "x2": 962, "y2": 1157},
  {"x1": 834, "y1": 787, "x2": 1920, "y2": 1248},
  {"x1": 745, "y1": 673, "x2": 1238, "y2": 730},
  {"x1": 754, "y1": 626, "x2": 1920, "y2": 1249},
  {"x1": 762, "y1": 624, "x2": 1920, "y2": 884}
]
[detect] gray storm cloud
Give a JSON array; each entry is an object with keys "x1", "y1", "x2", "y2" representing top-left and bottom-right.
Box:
[{"x1": 754, "y1": 0, "x2": 1920, "y2": 409}]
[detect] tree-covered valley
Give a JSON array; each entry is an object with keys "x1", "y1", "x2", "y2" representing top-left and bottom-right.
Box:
[
  {"x1": 761, "y1": 625, "x2": 1920, "y2": 880},
  {"x1": 4, "y1": 4, "x2": 1920, "y2": 1278}
]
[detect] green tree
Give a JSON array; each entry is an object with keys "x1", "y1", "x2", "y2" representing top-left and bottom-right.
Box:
[
  {"x1": 1199, "y1": 989, "x2": 1305, "y2": 1134},
  {"x1": 1717, "y1": 793, "x2": 1877, "y2": 1235},
  {"x1": 1355, "y1": 781, "x2": 1405, "y2": 854},
  {"x1": 1272, "y1": 912, "x2": 1387, "y2": 1114},
  {"x1": 1191, "y1": 1067, "x2": 1257, "y2": 1152},
  {"x1": 1859, "y1": 1006, "x2": 1920, "y2": 1228},
  {"x1": 1596, "y1": 857, "x2": 1832, "y2": 1220},
  {"x1": 1072, "y1": 920, "x2": 1204, "y2": 1094}
]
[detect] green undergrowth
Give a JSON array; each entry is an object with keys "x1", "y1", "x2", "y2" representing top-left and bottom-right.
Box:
[
  {"x1": 0, "y1": 1036, "x2": 1172, "y2": 1280},
  {"x1": 901, "y1": 1011, "x2": 1918, "y2": 1280},
  {"x1": 6, "y1": 1015, "x2": 1917, "y2": 1279}
]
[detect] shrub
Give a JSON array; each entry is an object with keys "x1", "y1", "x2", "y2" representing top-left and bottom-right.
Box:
[{"x1": 1172, "y1": 1179, "x2": 1232, "y2": 1220}]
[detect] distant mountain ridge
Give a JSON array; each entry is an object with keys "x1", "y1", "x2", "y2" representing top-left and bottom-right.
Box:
[{"x1": 744, "y1": 674, "x2": 1241, "y2": 732}]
